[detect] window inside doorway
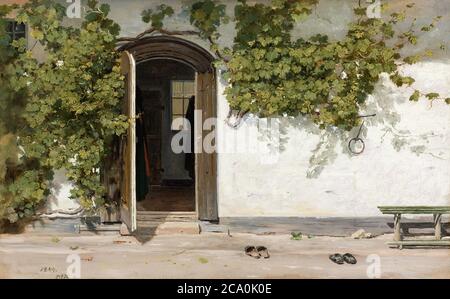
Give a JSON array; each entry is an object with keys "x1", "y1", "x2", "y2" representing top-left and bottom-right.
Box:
[
  {"x1": 5, "y1": 21, "x2": 26, "y2": 43},
  {"x1": 171, "y1": 80, "x2": 195, "y2": 131}
]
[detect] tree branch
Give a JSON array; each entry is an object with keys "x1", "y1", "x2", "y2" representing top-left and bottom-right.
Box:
[{"x1": 117, "y1": 28, "x2": 201, "y2": 42}]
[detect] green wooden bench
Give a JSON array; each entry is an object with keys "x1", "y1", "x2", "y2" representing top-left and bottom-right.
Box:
[{"x1": 378, "y1": 206, "x2": 450, "y2": 249}]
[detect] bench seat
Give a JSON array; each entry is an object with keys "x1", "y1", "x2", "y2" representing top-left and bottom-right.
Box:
[
  {"x1": 377, "y1": 206, "x2": 450, "y2": 248},
  {"x1": 378, "y1": 206, "x2": 450, "y2": 214}
]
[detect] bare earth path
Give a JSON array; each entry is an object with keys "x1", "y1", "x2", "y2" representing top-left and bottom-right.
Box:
[{"x1": 0, "y1": 232, "x2": 449, "y2": 279}]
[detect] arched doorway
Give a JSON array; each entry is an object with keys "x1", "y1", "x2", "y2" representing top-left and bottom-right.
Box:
[{"x1": 118, "y1": 36, "x2": 218, "y2": 232}]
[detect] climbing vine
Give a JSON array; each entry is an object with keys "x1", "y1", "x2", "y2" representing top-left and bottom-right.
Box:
[
  {"x1": 142, "y1": 4, "x2": 174, "y2": 30},
  {"x1": 0, "y1": 3, "x2": 53, "y2": 226},
  {"x1": 0, "y1": 0, "x2": 128, "y2": 225},
  {"x1": 141, "y1": 0, "x2": 449, "y2": 130},
  {"x1": 16, "y1": 0, "x2": 128, "y2": 212}
]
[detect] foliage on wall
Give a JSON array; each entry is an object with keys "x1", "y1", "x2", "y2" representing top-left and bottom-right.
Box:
[
  {"x1": 0, "y1": 0, "x2": 127, "y2": 224},
  {"x1": 0, "y1": 4, "x2": 53, "y2": 226},
  {"x1": 140, "y1": 0, "x2": 449, "y2": 177},
  {"x1": 143, "y1": 0, "x2": 448, "y2": 131}
]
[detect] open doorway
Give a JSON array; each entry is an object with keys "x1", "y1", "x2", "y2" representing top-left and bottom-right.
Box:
[
  {"x1": 117, "y1": 36, "x2": 218, "y2": 233},
  {"x1": 135, "y1": 59, "x2": 196, "y2": 212}
]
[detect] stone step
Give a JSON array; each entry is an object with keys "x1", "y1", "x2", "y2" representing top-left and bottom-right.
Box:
[
  {"x1": 121, "y1": 222, "x2": 201, "y2": 236},
  {"x1": 136, "y1": 211, "x2": 197, "y2": 222},
  {"x1": 137, "y1": 211, "x2": 197, "y2": 215},
  {"x1": 142, "y1": 222, "x2": 200, "y2": 235},
  {"x1": 79, "y1": 223, "x2": 121, "y2": 232}
]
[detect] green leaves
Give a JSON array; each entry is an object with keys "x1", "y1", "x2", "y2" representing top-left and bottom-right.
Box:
[
  {"x1": 0, "y1": 0, "x2": 128, "y2": 217},
  {"x1": 425, "y1": 93, "x2": 440, "y2": 100},
  {"x1": 0, "y1": 4, "x2": 15, "y2": 17},
  {"x1": 87, "y1": 0, "x2": 99, "y2": 9},
  {"x1": 390, "y1": 73, "x2": 415, "y2": 87},
  {"x1": 142, "y1": 4, "x2": 174, "y2": 29},
  {"x1": 0, "y1": 4, "x2": 48, "y2": 225},
  {"x1": 99, "y1": 3, "x2": 110, "y2": 15},
  {"x1": 291, "y1": 232, "x2": 303, "y2": 240},
  {"x1": 222, "y1": 0, "x2": 386, "y2": 128},
  {"x1": 409, "y1": 92, "x2": 445, "y2": 103},
  {"x1": 409, "y1": 90, "x2": 420, "y2": 102},
  {"x1": 190, "y1": 0, "x2": 227, "y2": 39},
  {"x1": 222, "y1": 0, "x2": 445, "y2": 129}
]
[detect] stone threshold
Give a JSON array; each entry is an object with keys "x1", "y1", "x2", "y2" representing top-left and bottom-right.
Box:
[{"x1": 21, "y1": 216, "x2": 450, "y2": 238}]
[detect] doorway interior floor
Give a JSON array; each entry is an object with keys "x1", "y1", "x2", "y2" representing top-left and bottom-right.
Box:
[{"x1": 137, "y1": 186, "x2": 195, "y2": 212}]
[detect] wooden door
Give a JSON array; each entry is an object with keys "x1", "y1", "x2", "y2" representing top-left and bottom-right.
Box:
[
  {"x1": 120, "y1": 51, "x2": 137, "y2": 232},
  {"x1": 196, "y1": 71, "x2": 218, "y2": 221}
]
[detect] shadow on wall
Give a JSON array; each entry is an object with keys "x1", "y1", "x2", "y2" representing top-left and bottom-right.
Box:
[
  {"x1": 242, "y1": 64, "x2": 450, "y2": 179},
  {"x1": 222, "y1": 0, "x2": 450, "y2": 178}
]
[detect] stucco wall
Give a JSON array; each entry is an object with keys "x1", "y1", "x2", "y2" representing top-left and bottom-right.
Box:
[
  {"x1": 213, "y1": 0, "x2": 450, "y2": 217},
  {"x1": 27, "y1": 0, "x2": 450, "y2": 217}
]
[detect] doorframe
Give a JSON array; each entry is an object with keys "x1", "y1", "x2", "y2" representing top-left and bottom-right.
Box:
[{"x1": 118, "y1": 36, "x2": 218, "y2": 222}]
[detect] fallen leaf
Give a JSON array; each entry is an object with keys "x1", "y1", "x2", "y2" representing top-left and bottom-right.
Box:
[
  {"x1": 81, "y1": 256, "x2": 94, "y2": 262},
  {"x1": 51, "y1": 236, "x2": 61, "y2": 243},
  {"x1": 113, "y1": 240, "x2": 127, "y2": 244}
]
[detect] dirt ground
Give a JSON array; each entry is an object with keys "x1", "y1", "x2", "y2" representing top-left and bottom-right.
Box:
[{"x1": 0, "y1": 232, "x2": 449, "y2": 279}]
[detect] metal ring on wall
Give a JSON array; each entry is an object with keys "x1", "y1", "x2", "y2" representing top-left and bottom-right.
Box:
[{"x1": 348, "y1": 137, "x2": 365, "y2": 155}]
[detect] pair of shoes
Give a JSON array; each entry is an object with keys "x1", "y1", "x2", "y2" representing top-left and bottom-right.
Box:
[
  {"x1": 245, "y1": 246, "x2": 270, "y2": 259},
  {"x1": 329, "y1": 253, "x2": 357, "y2": 265}
]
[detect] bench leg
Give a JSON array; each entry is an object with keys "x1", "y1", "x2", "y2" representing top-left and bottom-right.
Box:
[
  {"x1": 434, "y1": 213, "x2": 442, "y2": 240},
  {"x1": 402, "y1": 227, "x2": 410, "y2": 235},
  {"x1": 394, "y1": 214, "x2": 402, "y2": 241}
]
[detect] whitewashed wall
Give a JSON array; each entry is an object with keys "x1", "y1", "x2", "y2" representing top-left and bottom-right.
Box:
[{"x1": 42, "y1": 0, "x2": 450, "y2": 217}]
